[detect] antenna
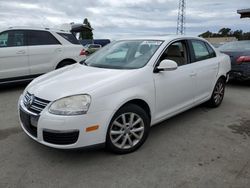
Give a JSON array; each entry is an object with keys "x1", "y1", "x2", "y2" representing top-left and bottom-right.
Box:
[{"x1": 177, "y1": 0, "x2": 186, "y2": 35}]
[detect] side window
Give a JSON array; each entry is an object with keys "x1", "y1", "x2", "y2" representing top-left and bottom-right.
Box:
[
  {"x1": 159, "y1": 41, "x2": 188, "y2": 66},
  {"x1": 57, "y1": 33, "x2": 79, "y2": 44},
  {"x1": 28, "y1": 31, "x2": 60, "y2": 46},
  {"x1": 205, "y1": 43, "x2": 216, "y2": 58},
  {"x1": 0, "y1": 32, "x2": 8, "y2": 47},
  {"x1": 0, "y1": 30, "x2": 26, "y2": 47},
  {"x1": 191, "y1": 40, "x2": 210, "y2": 61}
]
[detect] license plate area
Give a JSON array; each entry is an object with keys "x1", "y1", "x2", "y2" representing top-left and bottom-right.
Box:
[{"x1": 20, "y1": 107, "x2": 39, "y2": 137}]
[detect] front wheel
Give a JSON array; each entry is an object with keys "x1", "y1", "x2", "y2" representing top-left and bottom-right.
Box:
[
  {"x1": 106, "y1": 104, "x2": 150, "y2": 154},
  {"x1": 206, "y1": 78, "x2": 226, "y2": 107}
]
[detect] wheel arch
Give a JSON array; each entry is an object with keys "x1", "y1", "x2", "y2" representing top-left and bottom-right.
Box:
[
  {"x1": 218, "y1": 75, "x2": 226, "y2": 82},
  {"x1": 115, "y1": 99, "x2": 151, "y2": 122},
  {"x1": 56, "y1": 58, "x2": 77, "y2": 69}
]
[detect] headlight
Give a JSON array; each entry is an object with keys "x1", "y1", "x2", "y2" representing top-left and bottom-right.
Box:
[{"x1": 49, "y1": 94, "x2": 91, "y2": 115}]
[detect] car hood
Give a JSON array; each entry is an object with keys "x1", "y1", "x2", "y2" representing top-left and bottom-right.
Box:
[{"x1": 26, "y1": 64, "x2": 135, "y2": 101}]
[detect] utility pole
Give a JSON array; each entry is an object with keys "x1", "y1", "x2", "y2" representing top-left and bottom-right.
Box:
[{"x1": 176, "y1": 0, "x2": 186, "y2": 35}]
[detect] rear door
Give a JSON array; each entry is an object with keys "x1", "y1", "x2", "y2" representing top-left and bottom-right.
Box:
[
  {"x1": 0, "y1": 30, "x2": 29, "y2": 80},
  {"x1": 188, "y1": 40, "x2": 219, "y2": 102},
  {"x1": 27, "y1": 30, "x2": 62, "y2": 75}
]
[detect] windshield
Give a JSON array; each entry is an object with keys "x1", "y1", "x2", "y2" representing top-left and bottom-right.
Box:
[
  {"x1": 219, "y1": 40, "x2": 250, "y2": 51},
  {"x1": 84, "y1": 40, "x2": 163, "y2": 69}
]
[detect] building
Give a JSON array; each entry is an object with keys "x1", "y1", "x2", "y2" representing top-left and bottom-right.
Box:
[{"x1": 237, "y1": 9, "x2": 250, "y2": 18}]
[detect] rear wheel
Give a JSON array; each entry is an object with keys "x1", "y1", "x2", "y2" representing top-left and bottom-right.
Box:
[
  {"x1": 206, "y1": 78, "x2": 226, "y2": 107},
  {"x1": 106, "y1": 104, "x2": 150, "y2": 154}
]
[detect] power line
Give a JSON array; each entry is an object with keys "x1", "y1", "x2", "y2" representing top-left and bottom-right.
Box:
[{"x1": 177, "y1": 0, "x2": 186, "y2": 35}]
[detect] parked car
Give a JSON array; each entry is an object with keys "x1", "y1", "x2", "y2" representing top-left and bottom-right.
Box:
[
  {"x1": 18, "y1": 36, "x2": 231, "y2": 154},
  {"x1": 82, "y1": 44, "x2": 102, "y2": 55},
  {"x1": 211, "y1": 43, "x2": 224, "y2": 48},
  {"x1": 219, "y1": 40, "x2": 250, "y2": 80},
  {"x1": 0, "y1": 27, "x2": 86, "y2": 84}
]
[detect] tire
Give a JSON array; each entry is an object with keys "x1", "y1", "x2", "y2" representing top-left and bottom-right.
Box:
[
  {"x1": 206, "y1": 78, "x2": 226, "y2": 108},
  {"x1": 106, "y1": 104, "x2": 150, "y2": 154},
  {"x1": 56, "y1": 61, "x2": 75, "y2": 69}
]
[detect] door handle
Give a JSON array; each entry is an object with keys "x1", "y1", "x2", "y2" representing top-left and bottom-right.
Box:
[
  {"x1": 16, "y1": 50, "x2": 25, "y2": 54},
  {"x1": 56, "y1": 48, "x2": 62, "y2": 52},
  {"x1": 189, "y1": 72, "x2": 197, "y2": 77}
]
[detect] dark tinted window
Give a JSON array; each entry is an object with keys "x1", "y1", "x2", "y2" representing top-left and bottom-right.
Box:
[
  {"x1": 0, "y1": 30, "x2": 26, "y2": 47},
  {"x1": 57, "y1": 33, "x2": 79, "y2": 44},
  {"x1": 28, "y1": 30, "x2": 60, "y2": 46},
  {"x1": 191, "y1": 40, "x2": 210, "y2": 61}
]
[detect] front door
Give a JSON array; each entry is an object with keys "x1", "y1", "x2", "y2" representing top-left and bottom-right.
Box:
[{"x1": 153, "y1": 40, "x2": 196, "y2": 121}]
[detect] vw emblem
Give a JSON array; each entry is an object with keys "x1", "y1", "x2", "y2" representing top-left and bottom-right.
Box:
[{"x1": 26, "y1": 94, "x2": 35, "y2": 108}]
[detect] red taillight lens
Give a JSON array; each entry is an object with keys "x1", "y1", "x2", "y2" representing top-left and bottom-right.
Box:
[
  {"x1": 236, "y1": 56, "x2": 250, "y2": 64},
  {"x1": 79, "y1": 49, "x2": 86, "y2": 56}
]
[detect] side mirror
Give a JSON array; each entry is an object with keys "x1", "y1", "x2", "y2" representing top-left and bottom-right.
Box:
[{"x1": 154, "y1": 59, "x2": 178, "y2": 73}]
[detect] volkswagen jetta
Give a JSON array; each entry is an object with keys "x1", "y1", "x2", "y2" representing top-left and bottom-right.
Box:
[{"x1": 18, "y1": 36, "x2": 231, "y2": 154}]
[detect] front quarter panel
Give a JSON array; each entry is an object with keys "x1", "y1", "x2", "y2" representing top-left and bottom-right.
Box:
[{"x1": 88, "y1": 67, "x2": 155, "y2": 125}]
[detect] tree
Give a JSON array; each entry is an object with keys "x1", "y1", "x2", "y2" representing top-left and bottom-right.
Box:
[
  {"x1": 198, "y1": 28, "x2": 249, "y2": 40},
  {"x1": 233, "y1": 30, "x2": 243, "y2": 40},
  {"x1": 218, "y1": 28, "x2": 232, "y2": 37},
  {"x1": 79, "y1": 18, "x2": 93, "y2": 40},
  {"x1": 199, "y1": 31, "x2": 213, "y2": 38}
]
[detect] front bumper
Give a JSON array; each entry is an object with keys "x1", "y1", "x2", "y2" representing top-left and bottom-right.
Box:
[{"x1": 18, "y1": 96, "x2": 111, "y2": 149}]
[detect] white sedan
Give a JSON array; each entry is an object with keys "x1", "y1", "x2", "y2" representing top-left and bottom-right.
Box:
[{"x1": 18, "y1": 36, "x2": 231, "y2": 154}]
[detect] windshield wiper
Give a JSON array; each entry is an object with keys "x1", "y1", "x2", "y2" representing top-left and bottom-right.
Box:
[{"x1": 79, "y1": 60, "x2": 88, "y2": 66}]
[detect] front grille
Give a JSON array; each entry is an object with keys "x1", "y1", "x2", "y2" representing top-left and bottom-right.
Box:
[
  {"x1": 20, "y1": 108, "x2": 38, "y2": 137},
  {"x1": 23, "y1": 92, "x2": 50, "y2": 114},
  {"x1": 43, "y1": 129, "x2": 79, "y2": 145}
]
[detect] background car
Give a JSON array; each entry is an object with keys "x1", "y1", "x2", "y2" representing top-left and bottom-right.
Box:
[
  {"x1": 0, "y1": 27, "x2": 86, "y2": 84},
  {"x1": 82, "y1": 44, "x2": 102, "y2": 55},
  {"x1": 219, "y1": 40, "x2": 250, "y2": 80},
  {"x1": 18, "y1": 36, "x2": 231, "y2": 154}
]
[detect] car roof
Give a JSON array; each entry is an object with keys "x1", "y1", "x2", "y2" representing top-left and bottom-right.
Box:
[
  {"x1": 117, "y1": 35, "x2": 205, "y2": 42},
  {"x1": 1, "y1": 26, "x2": 71, "y2": 34}
]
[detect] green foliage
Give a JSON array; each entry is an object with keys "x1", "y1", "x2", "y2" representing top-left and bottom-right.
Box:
[
  {"x1": 199, "y1": 28, "x2": 250, "y2": 40},
  {"x1": 219, "y1": 28, "x2": 232, "y2": 36},
  {"x1": 79, "y1": 18, "x2": 93, "y2": 40}
]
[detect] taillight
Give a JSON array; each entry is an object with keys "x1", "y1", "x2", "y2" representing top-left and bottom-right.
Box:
[
  {"x1": 79, "y1": 49, "x2": 86, "y2": 56},
  {"x1": 236, "y1": 56, "x2": 250, "y2": 64}
]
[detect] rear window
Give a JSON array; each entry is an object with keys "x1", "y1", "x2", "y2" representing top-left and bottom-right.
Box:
[
  {"x1": 57, "y1": 33, "x2": 80, "y2": 45},
  {"x1": 28, "y1": 30, "x2": 60, "y2": 46}
]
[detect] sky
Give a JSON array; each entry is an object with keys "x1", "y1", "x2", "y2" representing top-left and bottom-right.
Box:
[{"x1": 0, "y1": 0, "x2": 249, "y2": 39}]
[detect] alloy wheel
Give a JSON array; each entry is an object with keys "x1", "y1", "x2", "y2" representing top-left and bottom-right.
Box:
[
  {"x1": 213, "y1": 81, "x2": 225, "y2": 105},
  {"x1": 109, "y1": 112, "x2": 145, "y2": 149}
]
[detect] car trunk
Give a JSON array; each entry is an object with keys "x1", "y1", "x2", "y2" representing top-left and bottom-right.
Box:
[{"x1": 221, "y1": 50, "x2": 250, "y2": 68}]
